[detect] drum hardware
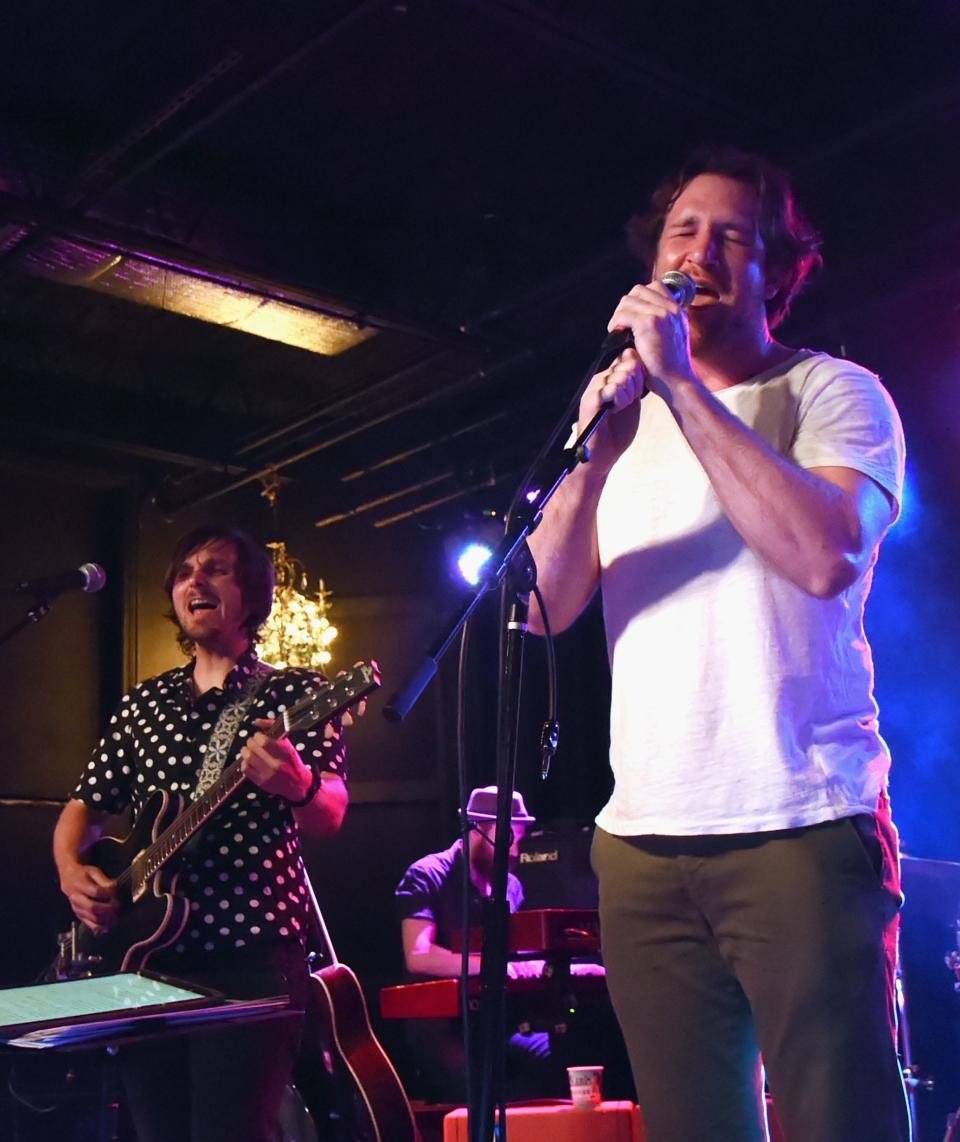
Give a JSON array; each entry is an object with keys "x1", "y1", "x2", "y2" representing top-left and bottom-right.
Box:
[
  {"x1": 902, "y1": 1063, "x2": 935, "y2": 1094},
  {"x1": 899, "y1": 857, "x2": 960, "y2": 1140},
  {"x1": 938, "y1": 920, "x2": 960, "y2": 1140},
  {"x1": 944, "y1": 918, "x2": 960, "y2": 992},
  {"x1": 896, "y1": 959, "x2": 928, "y2": 1137},
  {"x1": 946, "y1": 951, "x2": 960, "y2": 990}
]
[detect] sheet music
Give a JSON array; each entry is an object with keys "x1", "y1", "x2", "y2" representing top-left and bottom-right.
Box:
[{"x1": 0, "y1": 974, "x2": 207, "y2": 1030}]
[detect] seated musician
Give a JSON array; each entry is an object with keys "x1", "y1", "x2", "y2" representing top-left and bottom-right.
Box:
[
  {"x1": 394, "y1": 785, "x2": 563, "y2": 1103},
  {"x1": 52, "y1": 525, "x2": 352, "y2": 1142}
]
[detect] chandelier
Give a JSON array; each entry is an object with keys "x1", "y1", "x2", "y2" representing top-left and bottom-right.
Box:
[{"x1": 259, "y1": 541, "x2": 338, "y2": 670}]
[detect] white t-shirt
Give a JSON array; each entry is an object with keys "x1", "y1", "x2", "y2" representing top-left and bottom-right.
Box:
[{"x1": 594, "y1": 349, "x2": 905, "y2": 836}]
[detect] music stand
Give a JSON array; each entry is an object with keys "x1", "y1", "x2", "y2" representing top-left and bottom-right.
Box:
[
  {"x1": 0, "y1": 971, "x2": 293, "y2": 1050},
  {"x1": 0, "y1": 972, "x2": 297, "y2": 1141}
]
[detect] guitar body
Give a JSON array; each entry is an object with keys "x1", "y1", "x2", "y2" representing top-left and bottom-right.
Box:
[
  {"x1": 71, "y1": 788, "x2": 189, "y2": 975},
  {"x1": 296, "y1": 964, "x2": 419, "y2": 1142}
]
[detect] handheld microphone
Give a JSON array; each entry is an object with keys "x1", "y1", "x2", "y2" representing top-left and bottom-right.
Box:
[
  {"x1": 16, "y1": 563, "x2": 107, "y2": 600},
  {"x1": 599, "y1": 270, "x2": 697, "y2": 361}
]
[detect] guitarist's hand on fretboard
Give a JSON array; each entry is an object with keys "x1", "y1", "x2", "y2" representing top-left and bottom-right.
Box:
[
  {"x1": 240, "y1": 717, "x2": 349, "y2": 835},
  {"x1": 240, "y1": 717, "x2": 316, "y2": 803}
]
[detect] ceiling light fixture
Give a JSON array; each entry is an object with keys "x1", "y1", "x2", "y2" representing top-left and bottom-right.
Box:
[{"x1": 21, "y1": 231, "x2": 375, "y2": 356}]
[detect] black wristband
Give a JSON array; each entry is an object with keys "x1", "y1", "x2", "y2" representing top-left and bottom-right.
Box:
[{"x1": 287, "y1": 765, "x2": 320, "y2": 808}]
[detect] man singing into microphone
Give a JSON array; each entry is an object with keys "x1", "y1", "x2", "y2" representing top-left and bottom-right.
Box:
[{"x1": 528, "y1": 147, "x2": 909, "y2": 1141}]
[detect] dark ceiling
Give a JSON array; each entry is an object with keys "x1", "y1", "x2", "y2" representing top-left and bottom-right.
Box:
[{"x1": 2, "y1": 0, "x2": 959, "y2": 536}]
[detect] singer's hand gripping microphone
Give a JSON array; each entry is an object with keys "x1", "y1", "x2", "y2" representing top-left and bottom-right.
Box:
[{"x1": 599, "y1": 269, "x2": 697, "y2": 361}]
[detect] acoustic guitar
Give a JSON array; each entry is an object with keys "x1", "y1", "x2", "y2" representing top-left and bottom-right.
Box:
[{"x1": 295, "y1": 875, "x2": 421, "y2": 1142}]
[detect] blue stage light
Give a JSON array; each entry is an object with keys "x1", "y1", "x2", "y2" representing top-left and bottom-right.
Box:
[
  {"x1": 886, "y1": 461, "x2": 920, "y2": 542},
  {"x1": 456, "y1": 542, "x2": 494, "y2": 586}
]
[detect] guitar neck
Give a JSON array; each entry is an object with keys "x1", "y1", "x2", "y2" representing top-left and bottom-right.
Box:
[
  {"x1": 130, "y1": 663, "x2": 379, "y2": 887},
  {"x1": 137, "y1": 755, "x2": 250, "y2": 881},
  {"x1": 134, "y1": 701, "x2": 296, "y2": 882}
]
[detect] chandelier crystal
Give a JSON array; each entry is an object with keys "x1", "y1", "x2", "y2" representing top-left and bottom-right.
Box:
[{"x1": 259, "y1": 541, "x2": 338, "y2": 671}]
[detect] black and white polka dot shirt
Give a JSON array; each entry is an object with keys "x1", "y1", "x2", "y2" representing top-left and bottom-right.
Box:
[{"x1": 74, "y1": 649, "x2": 347, "y2": 959}]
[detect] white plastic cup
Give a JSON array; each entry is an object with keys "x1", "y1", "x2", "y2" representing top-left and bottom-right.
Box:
[{"x1": 567, "y1": 1064, "x2": 603, "y2": 1108}]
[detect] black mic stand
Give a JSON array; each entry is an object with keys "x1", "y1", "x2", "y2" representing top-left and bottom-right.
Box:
[
  {"x1": 0, "y1": 595, "x2": 55, "y2": 648},
  {"x1": 385, "y1": 332, "x2": 627, "y2": 1142}
]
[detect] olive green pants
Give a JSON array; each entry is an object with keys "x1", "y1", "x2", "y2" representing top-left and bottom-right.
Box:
[{"x1": 592, "y1": 813, "x2": 910, "y2": 1141}]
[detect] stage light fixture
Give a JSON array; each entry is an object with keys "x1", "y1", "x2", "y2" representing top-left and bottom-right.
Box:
[
  {"x1": 443, "y1": 510, "x2": 503, "y2": 587},
  {"x1": 23, "y1": 234, "x2": 374, "y2": 356},
  {"x1": 456, "y1": 542, "x2": 495, "y2": 586},
  {"x1": 886, "y1": 462, "x2": 920, "y2": 543}
]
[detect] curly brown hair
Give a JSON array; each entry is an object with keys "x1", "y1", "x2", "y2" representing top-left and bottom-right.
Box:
[
  {"x1": 626, "y1": 145, "x2": 823, "y2": 329},
  {"x1": 163, "y1": 524, "x2": 275, "y2": 655}
]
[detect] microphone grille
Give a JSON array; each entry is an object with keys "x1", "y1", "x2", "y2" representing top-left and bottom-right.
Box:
[
  {"x1": 79, "y1": 563, "x2": 107, "y2": 593},
  {"x1": 661, "y1": 270, "x2": 696, "y2": 309}
]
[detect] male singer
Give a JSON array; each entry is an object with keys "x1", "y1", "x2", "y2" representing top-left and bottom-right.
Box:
[{"x1": 527, "y1": 147, "x2": 909, "y2": 1141}]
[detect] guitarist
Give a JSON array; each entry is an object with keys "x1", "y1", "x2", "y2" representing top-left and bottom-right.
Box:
[{"x1": 52, "y1": 524, "x2": 352, "y2": 1142}]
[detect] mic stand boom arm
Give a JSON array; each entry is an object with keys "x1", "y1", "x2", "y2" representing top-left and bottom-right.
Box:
[
  {"x1": 0, "y1": 599, "x2": 54, "y2": 649},
  {"x1": 383, "y1": 315, "x2": 627, "y2": 725},
  {"x1": 381, "y1": 404, "x2": 612, "y2": 722}
]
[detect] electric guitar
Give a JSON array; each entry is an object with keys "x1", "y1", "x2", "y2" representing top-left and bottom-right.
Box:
[{"x1": 53, "y1": 662, "x2": 381, "y2": 979}]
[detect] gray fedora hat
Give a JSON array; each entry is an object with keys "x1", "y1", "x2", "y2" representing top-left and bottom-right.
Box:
[{"x1": 464, "y1": 784, "x2": 535, "y2": 824}]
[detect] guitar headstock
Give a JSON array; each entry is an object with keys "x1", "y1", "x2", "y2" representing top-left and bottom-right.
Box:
[{"x1": 281, "y1": 661, "x2": 381, "y2": 737}]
